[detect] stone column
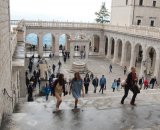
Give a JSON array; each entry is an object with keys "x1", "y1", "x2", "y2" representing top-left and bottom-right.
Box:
[
  {"x1": 67, "y1": 38, "x2": 70, "y2": 51},
  {"x1": 85, "y1": 41, "x2": 89, "y2": 62},
  {"x1": 52, "y1": 35, "x2": 55, "y2": 54},
  {"x1": 129, "y1": 47, "x2": 136, "y2": 69},
  {"x1": 54, "y1": 35, "x2": 59, "y2": 56},
  {"x1": 139, "y1": 46, "x2": 146, "y2": 77},
  {"x1": 113, "y1": 41, "x2": 118, "y2": 63},
  {"x1": 70, "y1": 40, "x2": 74, "y2": 62},
  {"x1": 91, "y1": 36, "x2": 95, "y2": 52},
  {"x1": 154, "y1": 50, "x2": 160, "y2": 77},
  {"x1": 19, "y1": 66, "x2": 26, "y2": 97},
  {"x1": 120, "y1": 43, "x2": 126, "y2": 66},
  {"x1": 107, "y1": 37, "x2": 111, "y2": 59},
  {"x1": 99, "y1": 32, "x2": 105, "y2": 56},
  {"x1": 38, "y1": 34, "x2": 43, "y2": 57}
]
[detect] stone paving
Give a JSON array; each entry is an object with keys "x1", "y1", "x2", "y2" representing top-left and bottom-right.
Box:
[{"x1": 1, "y1": 56, "x2": 160, "y2": 130}]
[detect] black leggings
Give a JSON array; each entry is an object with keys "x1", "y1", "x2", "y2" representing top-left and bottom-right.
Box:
[{"x1": 121, "y1": 86, "x2": 137, "y2": 104}]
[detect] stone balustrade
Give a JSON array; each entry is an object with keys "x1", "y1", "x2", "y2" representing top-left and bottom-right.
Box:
[
  {"x1": 10, "y1": 20, "x2": 160, "y2": 39},
  {"x1": 104, "y1": 25, "x2": 160, "y2": 39}
]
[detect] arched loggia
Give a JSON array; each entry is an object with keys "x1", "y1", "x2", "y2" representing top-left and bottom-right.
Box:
[
  {"x1": 146, "y1": 47, "x2": 157, "y2": 75},
  {"x1": 26, "y1": 33, "x2": 38, "y2": 52},
  {"x1": 111, "y1": 38, "x2": 115, "y2": 59},
  {"x1": 117, "y1": 39, "x2": 122, "y2": 63},
  {"x1": 93, "y1": 35, "x2": 100, "y2": 52},
  {"x1": 134, "y1": 44, "x2": 143, "y2": 74},
  {"x1": 105, "y1": 36, "x2": 108, "y2": 55}
]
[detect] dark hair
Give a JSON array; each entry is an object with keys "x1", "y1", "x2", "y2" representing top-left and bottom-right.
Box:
[
  {"x1": 57, "y1": 73, "x2": 64, "y2": 86},
  {"x1": 73, "y1": 72, "x2": 81, "y2": 81}
]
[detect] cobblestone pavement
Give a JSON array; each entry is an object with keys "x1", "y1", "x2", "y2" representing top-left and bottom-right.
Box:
[
  {"x1": 27, "y1": 56, "x2": 158, "y2": 91},
  {"x1": 2, "y1": 56, "x2": 160, "y2": 130}
]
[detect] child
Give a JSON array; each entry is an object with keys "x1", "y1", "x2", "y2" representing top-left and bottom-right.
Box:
[
  {"x1": 111, "y1": 79, "x2": 117, "y2": 92},
  {"x1": 144, "y1": 78, "x2": 148, "y2": 89},
  {"x1": 44, "y1": 83, "x2": 51, "y2": 101}
]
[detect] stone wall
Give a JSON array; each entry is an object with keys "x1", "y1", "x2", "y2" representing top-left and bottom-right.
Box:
[
  {"x1": 0, "y1": 0, "x2": 13, "y2": 126},
  {"x1": 111, "y1": 0, "x2": 160, "y2": 27}
]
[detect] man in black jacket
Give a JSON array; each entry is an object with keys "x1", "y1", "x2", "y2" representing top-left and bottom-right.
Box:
[
  {"x1": 121, "y1": 67, "x2": 138, "y2": 106},
  {"x1": 92, "y1": 77, "x2": 99, "y2": 93}
]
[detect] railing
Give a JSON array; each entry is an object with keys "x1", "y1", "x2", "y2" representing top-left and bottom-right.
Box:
[
  {"x1": 11, "y1": 20, "x2": 103, "y2": 29},
  {"x1": 10, "y1": 20, "x2": 24, "y2": 56},
  {"x1": 2, "y1": 88, "x2": 13, "y2": 103},
  {"x1": 104, "y1": 24, "x2": 160, "y2": 39},
  {"x1": 10, "y1": 20, "x2": 160, "y2": 39}
]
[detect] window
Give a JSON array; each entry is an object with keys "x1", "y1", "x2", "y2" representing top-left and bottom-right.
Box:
[
  {"x1": 150, "y1": 20, "x2": 154, "y2": 27},
  {"x1": 137, "y1": 20, "x2": 141, "y2": 25},
  {"x1": 153, "y1": 1, "x2": 156, "y2": 7},
  {"x1": 126, "y1": 0, "x2": 128, "y2": 5},
  {"x1": 139, "y1": 0, "x2": 143, "y2": 6}
]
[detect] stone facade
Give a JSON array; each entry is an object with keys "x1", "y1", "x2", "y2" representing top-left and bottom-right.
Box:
[
  {"x1": 0, "y1": 0, "x2": 13, "y2": 125},
  {"x1": 0, "y1": 0, "x2": 26, "y2": 126},
  {"x1": 111, "y1": 0, "x2": 160, "y2": 27}
]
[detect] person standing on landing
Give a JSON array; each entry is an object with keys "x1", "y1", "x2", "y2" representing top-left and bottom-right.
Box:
[
  {"x1": 121, "y1": 67, "x2": 138, "y2": 106},
  {"x1": 83, "y1": 75, "x2": 90, "y2": 94},
  {"x1": 99, "y1": 75, "x2": 106, "y2": 94},
  {"x1": 69, "y1": 72, "x2": 85, "y2": 109},
  {"x1": 92, "y1": 76, "x2": 99, "y2": 93}
]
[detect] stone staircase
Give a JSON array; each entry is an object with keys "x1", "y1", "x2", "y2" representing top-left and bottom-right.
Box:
[{"x1": 1, "y1": 88, "x2": 160, "y2": 130}]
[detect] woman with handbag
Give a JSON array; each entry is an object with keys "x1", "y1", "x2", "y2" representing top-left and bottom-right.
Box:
[
  {"x1": 121, "y1": 67, "x2": 139, "y2": 106},
  {"x1": 52, "y1": 73, "x2": 67, "y2": 112}
]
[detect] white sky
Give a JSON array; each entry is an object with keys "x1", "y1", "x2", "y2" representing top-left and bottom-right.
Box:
[{"x1": 10, "y1": 0, "x2": 112, "y2": 22}]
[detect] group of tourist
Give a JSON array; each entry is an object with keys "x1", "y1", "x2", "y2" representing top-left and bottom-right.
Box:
[
  {"x1": 25, "y1": 54, "x2": 159, "y2": 111},
  {"x1": 26, "y1": 56, "x2": 41, "y2": 101},
  {"x1": 138, "y1": 76, "x2": 157, "y2": 89}
]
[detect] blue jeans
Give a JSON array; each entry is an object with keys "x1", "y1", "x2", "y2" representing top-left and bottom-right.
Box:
[{"x1": 46, "y1": 94, "x2": 49, "y2": 101}]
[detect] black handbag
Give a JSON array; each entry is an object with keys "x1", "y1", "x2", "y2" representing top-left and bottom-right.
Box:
[{"x1": 133, "y1": 84, "x2": 140, "y2": 93}]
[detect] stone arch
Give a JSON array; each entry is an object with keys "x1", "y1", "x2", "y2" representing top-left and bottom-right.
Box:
[
  {"x1": 134, "y1": 43, "x2": 143, "y2": 73},
  {"x1": 105, "y1": 35, "x2": 108, "y2": 55},
  {"x1": 146, "y1": 46, "x2": 157, "y2": 75},
  {"x1": 110, "y1": 37, "x2": 115, "y2": 59},
  {"x1": 26, "y1": 33, "x2": 38, "y2": 51},
  {"x1": 93, "y1": 35, "x2": 100, "y2": 52},
  {"x1": 42, "y1": 33, "x2": 54, "y2": 52},
  {"x1": 117, "y1": 39, "x2": 122, "y2": 63},
  {"x1": 124, "y1": 41, "x2": 132, "y2": 66},
  {"x1": 59, "y1": 34, "x2": 70, "y2": 51}
]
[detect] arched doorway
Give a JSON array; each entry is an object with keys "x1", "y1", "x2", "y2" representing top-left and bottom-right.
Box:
[
  {"x1": 42, "y1": 33, "x2": 53, "y2": 51},
  {"x1": 105, "y1": 36, "x2": 108, "y2": 55},
  {"x1": 146, "y1": 47, "x2": 156, "y2": 75},
  {"x1": 59, "y1": 34, "x2": 70, "y2": 51},
  {"x1": 111, "y1": 38, "x2": 115, "y2": 59},
  {"x1": 93, "y1": 35, "x2": 100, "y2": 52},
  {"x1": 117, "y1": 39, "x2": 122, "y2": 63},
  {"x1": 26, "y1": 33, "x2": 38, "y2": 52},
  {"x1": 134, "y1": 44, "x2": 143, "y2": 74}
]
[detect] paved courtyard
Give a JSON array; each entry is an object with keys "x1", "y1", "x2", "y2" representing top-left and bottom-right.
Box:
[{"x1": 1, "y1": 56, "x2": 160, "y2": 130}]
